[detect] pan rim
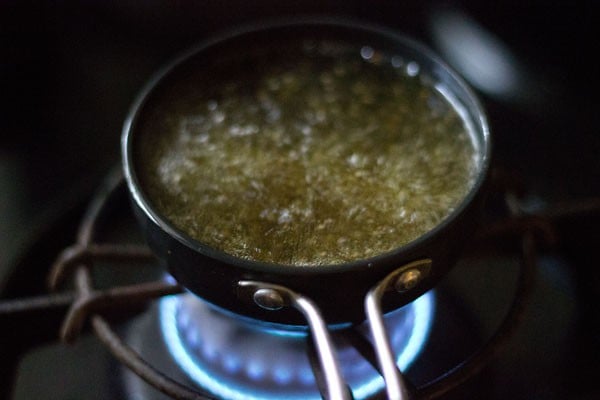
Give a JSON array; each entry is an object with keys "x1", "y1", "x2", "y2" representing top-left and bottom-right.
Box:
[{"x1": 121, "y1": 16, "x2": 492, "y2": 275}]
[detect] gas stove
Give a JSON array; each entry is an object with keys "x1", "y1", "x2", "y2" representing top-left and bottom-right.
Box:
[
  {"x1": 1, "y1": 2, "x2": 599, "y2": 400},
  {"x1": 2, "y1": 166, "x2": 594, "y2": 399}
]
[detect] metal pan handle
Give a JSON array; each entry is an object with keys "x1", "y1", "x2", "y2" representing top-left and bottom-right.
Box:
[
  {"x1": 364, "y1": 259, "x2": 432, "y2": 400},
  {"x1": 238, "y1": 280, "x2": 352, "y2": 400}
]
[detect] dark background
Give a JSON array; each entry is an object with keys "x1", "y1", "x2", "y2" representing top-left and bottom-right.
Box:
[{"x1": 0, "y1": 1, "x2": 598, "y2": 399}]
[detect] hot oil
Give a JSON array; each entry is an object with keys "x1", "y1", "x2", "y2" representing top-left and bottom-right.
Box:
[{"x1": 137, "y1": 39, "x2": 478, "y2": 266}]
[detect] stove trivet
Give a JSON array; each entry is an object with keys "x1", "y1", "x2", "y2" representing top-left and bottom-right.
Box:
[{"x1": 1, "y1": 168, "x2": 554, "y2": 399}]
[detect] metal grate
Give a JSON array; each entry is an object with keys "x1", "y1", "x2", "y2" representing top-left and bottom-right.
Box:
[{"x1": 2, "y1": 167, "x2": 568, "y2": 399}]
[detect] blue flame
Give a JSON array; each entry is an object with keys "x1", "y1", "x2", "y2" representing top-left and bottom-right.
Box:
[{"x1": 160, "y1": 291, "x2": 434, "y2": 400}]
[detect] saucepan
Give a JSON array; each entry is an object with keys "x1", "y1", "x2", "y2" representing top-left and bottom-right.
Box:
[{"x1": 122, "y1": 18, "x2": 491, "y2": 327}]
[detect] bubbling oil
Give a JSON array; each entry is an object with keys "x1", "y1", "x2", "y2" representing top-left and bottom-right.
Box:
[{"x1": 136, "y1": 39, "x2": 478, "y2": 266}]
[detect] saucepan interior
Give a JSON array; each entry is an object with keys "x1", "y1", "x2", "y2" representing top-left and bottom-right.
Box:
[{"x1": 122, "y1": 18, "x2": 491, "y2": 325}]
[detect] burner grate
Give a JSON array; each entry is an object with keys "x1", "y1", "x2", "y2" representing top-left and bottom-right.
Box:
[{"x1": 1, "y1": 168, "x2": 558, "y2": 399}]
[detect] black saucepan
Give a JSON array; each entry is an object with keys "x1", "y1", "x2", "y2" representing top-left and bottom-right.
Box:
[{"x1": 122, "y1": 18, "x2": 491, "y2": 326}]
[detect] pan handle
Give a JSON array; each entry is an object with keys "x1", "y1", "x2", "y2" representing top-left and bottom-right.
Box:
[
  {"x1": 364, "y1": 259, "x2": 432, "y2": 400},
  {"x1": 238, "y1": 280, "x2": 352, "y2": 400}
]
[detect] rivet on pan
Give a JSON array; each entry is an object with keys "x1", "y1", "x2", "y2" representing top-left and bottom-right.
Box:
[
  {"x1": 395, "y1": 268, "x2": 423, "y2": 292},
  {"x1": 253, "y1": 288, "x2": 285, "y2": 310}
]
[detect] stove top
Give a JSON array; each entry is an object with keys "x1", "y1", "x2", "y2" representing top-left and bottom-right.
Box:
[{"x1": 2, "y1": 168, "x2": 596, "y2": 399}]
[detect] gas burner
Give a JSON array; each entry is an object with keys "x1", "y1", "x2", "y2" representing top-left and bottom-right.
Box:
[{"x1": 156, "y1": 291, "x2": 434, "y2": 400}]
